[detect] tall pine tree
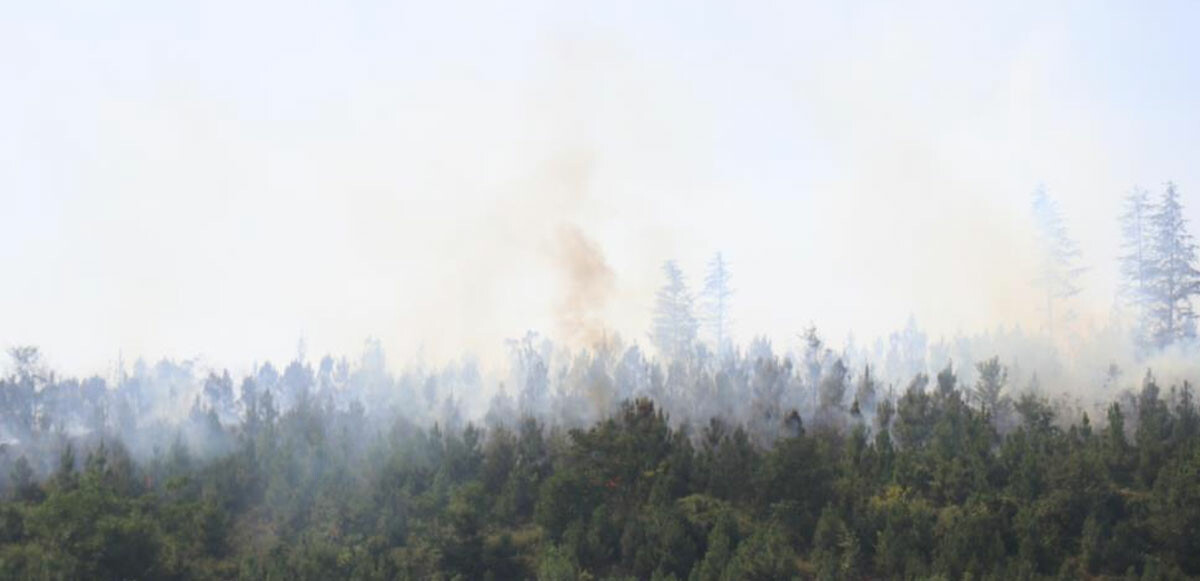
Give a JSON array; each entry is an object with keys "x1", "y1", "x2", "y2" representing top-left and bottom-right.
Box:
[
  {"x1": 1119, "y1": 187, "x2": 1154, "y2": 348},
  {"x1": 702, "y1": 253, "x2": 734, "y2": 358},
  {"x1": 651, "y1": 260, "x2": 698, "y2": 361},
  {"x1": 1031, "y1": 187, "x2": 1086, "y2": 341},
  {"x1": 1146, "y1": 182, "x2": 1200, "y2": 348}
]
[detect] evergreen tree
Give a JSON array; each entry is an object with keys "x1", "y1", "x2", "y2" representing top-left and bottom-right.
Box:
[
  {"x1": 801, "y1": 325, "x2": 830, "y2": 411},
  {"x1": 853, "y1": 364, "x2": 877, "y2": 417},
  {"x1": 818, "y1": 359, "x2": 849, "y2": 418},
  {"x1": 1146, "y1": 182, "x2": 1200, "y2": 348},
  {"x1": 1031, "y1": 187, "x2": 1085, "y2": 341},
  {"x1": 651, "y1": 260, "x2": 698, "y2": 361},
  {"x1": 974, "y1": 356, "x2": 1009, "y2": 419},
  {"x1": 701, "y1": 253, "x2": 734, "y2": 358},
  {"x1": 1119, "y1": 187, "x2": 1154, "y2": 348},
  {"x1": 9, "y1": 456, "x2": 39, "y2": 502}
]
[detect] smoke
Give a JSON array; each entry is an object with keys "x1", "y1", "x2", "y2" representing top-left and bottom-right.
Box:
[
  {"x1": 553, "y1": 224, "x2": 615, "y2": 348},
  {"x1": 5, "y1": 2, "x2": 1200, "y2": 423}
]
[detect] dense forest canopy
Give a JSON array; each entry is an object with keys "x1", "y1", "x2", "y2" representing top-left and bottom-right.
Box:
[{"x1": 2, "y1": 343, "x2": 1200, "y2": 579}]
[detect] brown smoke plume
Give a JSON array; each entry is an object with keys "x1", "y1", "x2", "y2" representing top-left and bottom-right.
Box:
[{"x1": 554, "y1": 224, "x2": 615, "y2": 348}]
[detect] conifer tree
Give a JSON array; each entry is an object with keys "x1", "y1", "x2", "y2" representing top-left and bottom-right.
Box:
[
  {"x1": 1146, "y1": 182, "x2": 1200, "y2": 347},
  {"x1": 1119, "y1": 187, "x2": 1154, "y2": 347},
  {"x1": 701, "y1": 252, "x2": 734, "y2": 358},
  {"x1": 651, "y1": 260, "x2": 698, "y2": 361},
  {"x1": 1031, "y1": 187, "x2": 1086, "y2": 341}
]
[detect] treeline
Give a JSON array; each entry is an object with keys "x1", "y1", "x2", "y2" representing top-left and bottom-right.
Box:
[{"x1": 3, "y1": 360, "x2": 1200, "y2": 579}]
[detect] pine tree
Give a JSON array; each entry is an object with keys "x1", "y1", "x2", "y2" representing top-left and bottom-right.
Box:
[
  {"x1": 853, "y1": 364, "x2": 877, "y2": 417},
  {"x1": 974, "y1": 356, "x2": 1009, "y2": 420},
  {"x1": 651, "y1": 260, "x2": 698, "y2": 361},
  {"x1": 701, "y1": 252, "x2": 734, "y2": 357},
  {"x1": 1031, "y1": 187, "x2": 1086, "y2": 341},
  {"x1": 1119, "y1": 187, "x2": 1154, "y2": 348},
  {"x1": 1146, "y1": 182, "x2": 1200, "y2": 348}
]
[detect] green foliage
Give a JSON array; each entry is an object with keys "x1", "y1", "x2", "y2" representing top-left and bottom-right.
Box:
[
  {"x1": 537, "y1": 543, "x2": 578, "y2": 581},
  {"x1": 725, "y1": 522, "x2": 798, "y2": 580},
  {"x1": 4, "y1": 376, "x2": 1200, "y2": 580}
]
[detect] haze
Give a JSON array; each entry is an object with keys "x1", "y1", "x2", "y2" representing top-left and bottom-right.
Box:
[{"x1": 4, "y1": 1, "x2": 1200, "y2": 377}]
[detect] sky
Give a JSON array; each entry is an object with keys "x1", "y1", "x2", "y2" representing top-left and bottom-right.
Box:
[{"x1": 3, "y1": 1, "x2": 1200, "y2": 377}]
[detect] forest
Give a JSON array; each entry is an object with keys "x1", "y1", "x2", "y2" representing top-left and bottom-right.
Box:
[
  {"x1": 3, "y1": 183, "x2": 1200, "y2": 580},
  {"x1": 1, "y1": 347, "x2": 1200, "y2": 580}
]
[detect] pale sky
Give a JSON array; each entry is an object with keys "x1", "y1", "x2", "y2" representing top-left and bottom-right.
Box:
[{"x1": 4, "y1": 1, "x2": 1200, "y2": 376}]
